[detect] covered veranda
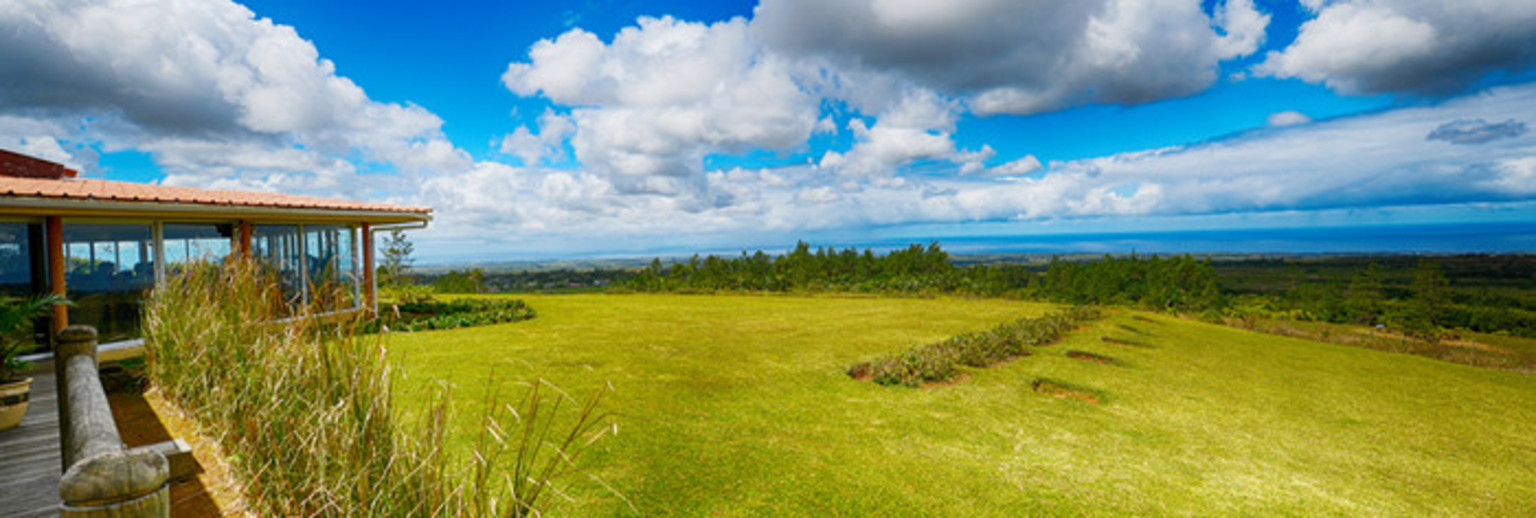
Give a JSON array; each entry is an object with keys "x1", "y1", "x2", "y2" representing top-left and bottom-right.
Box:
[
  {"x1": 0, "y1": 148, "x2": 431, "y2": 516},
  {"x1": 0, "y1": 148, "x2": 431, "y2": 351}
]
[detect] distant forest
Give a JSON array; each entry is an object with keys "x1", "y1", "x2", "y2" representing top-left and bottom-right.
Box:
[{"x1": 407, "y1": 243, "x2": 1535, "y2": 338}]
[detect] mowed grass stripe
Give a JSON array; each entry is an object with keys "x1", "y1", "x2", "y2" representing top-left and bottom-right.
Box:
[{"x1": 386, "y1": 294, "x2": 1536, "y2": 516}]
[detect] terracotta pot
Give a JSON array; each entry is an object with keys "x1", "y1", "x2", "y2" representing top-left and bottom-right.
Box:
[{"x1": 0, "y1": 377, "x2": 32, "y2": 431}]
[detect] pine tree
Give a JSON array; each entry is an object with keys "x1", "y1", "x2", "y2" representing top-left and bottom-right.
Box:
[
  {"x1": 377, "y1": 229, "x2": 415, "y2": 289},
  {"x1": 1345, "y1": 262, "x2": 1385, "y2": 324},
  {"x1": 1412, "y1": 258, "x2": 1450, "y2": 325}
]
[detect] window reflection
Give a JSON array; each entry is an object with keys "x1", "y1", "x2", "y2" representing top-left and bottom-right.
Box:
[
  {"x1": 64, "y1": 223, "x2": 155, "y2": 344},
  {"x1": 0, "y1": 222, "x2": 42, "y2": 297},
  {"x1": 18, "y1": 220, "x2": 364, "y2": 344},
  {"x1": 252, "y1": 224, "x2": 303, "y2": 306},
  {"x1": 0, "y1": 222, "x2": 47, "y2": 345},
  {"x1": 163, "y1": 223, "x2": 233, "y2": 269},
  {"x1": 304, "y1": 225, "x2": 357, "y2": 311}
]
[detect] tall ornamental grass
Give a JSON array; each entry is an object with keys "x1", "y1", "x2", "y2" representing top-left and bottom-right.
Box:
[{"x1": 144, "y1": 259, "x2": 614, "y2": 517}]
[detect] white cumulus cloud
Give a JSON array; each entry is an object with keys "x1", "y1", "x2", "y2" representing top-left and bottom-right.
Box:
[
  {"x1": 504, "y1": 16, "x2": 819, "y2": 200},
  {"x1": 424, "y1": 83, "x2": 1536, "y2": 257},
  {"x1": 984, "y1": 155, "x2": 1044, "y2": 177},
  {"x1": 1257, "y1": 0, "x2": 1536, "y2": 95},
  {"x1": 500, "y1": 109, "x2": 575, "y2": 166},
  {"x1": 755, "y1": 0, "x2": 1270, "y2": 116},
  {"x1": 498, "y1": 0, "x2": 1277, "y2": 212},
  {"x1": 1267, "y1": 111, "x2": 1312, "y2": 127},
  {"x1": 0, "y1": 0, "x2": 460, "y2": 199}
]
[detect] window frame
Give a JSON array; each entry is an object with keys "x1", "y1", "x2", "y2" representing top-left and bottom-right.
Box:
[{"x1": 47, "y1": 218, "x2": 364, "y2": 348}]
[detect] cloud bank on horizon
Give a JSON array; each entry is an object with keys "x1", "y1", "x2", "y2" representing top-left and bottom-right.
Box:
[{"x1": 1, "y1": 0, "x2": 1535, "y2": 258}]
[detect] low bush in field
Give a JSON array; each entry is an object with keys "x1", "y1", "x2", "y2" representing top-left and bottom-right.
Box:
[
  {"x1": 144, "y1": 260, "x2": 615, "y2": 517},
  {"x1": 371, "y1": 298, "x2": 537, "y2": 333},
  {"x1": 381, "y1": 283, "x2": 437, "y2": 304},
  {"x1": 850, "y1": 306, "x2": 1100, "y2": 387}
]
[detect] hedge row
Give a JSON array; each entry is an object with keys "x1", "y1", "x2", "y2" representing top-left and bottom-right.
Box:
[
  {"x1": 369, "y1": 298, "x2": 537, "y2": 333},
  {"x1": 848, "y1": 306, "x2": 1100, "y2": 387}
]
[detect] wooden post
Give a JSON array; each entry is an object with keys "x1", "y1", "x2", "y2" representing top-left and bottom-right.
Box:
[
  {"x1": 54, "y1": 325, "x2": 171, "y2": 517},
  {"x1": 55, "y1": 327, "x2": 113, "y2": 468},
  {"x1": 46, "y1": 216, "x2": 66, "y2": 334},
  {"x1": 361, "y1": 223, "x2": 374, "y2": 314},
  {"x1": 238, "y1": 221, "x2": 252, "y2": 260}
]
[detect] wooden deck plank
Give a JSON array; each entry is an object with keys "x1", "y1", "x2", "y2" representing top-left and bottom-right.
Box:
[
  {"x1": 0, "y1": 435, "x2": 58, "y2": 458},
  {"x1": 0, "y1": 372, "x2": 61, "y2": 516}
]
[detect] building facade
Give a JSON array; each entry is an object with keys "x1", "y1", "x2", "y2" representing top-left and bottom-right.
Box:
[{"x1": 0, "y1": 149, "x2": 431, "y2": 347}]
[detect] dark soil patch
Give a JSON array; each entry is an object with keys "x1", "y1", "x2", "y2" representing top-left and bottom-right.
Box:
[
  {"x1": 1132, "y1": 315, "x2": 1157, "y2": 324},
  {"x1": 1031, "y1": 378, "x2": 1103, "y2": 404},
  {"x1": 1065, "y1": 350, "x2": 1120, "y2": 365},
  {"x1": 846, "y1": 362, "x2": 872, "y2": 381},
  {"x1": 1116, "y1": 324, "x2": 1148, "y2": 335},
  {"x1": 1101, "y1": 336, "x2": 1151, "y2": 348},
  {"x1": 846, "y1": 364, "x2": 973, "y2": 388},
  {"x1": 921, "y1": 372, "x2": 970, "y2": 389}
]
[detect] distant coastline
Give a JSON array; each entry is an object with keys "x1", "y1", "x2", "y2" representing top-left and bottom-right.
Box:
[
  {"x1": 417, "y1": 221, "x2": 1535, "y2": 271},
  {"x1": 903, "y1": 221, "x2": 1536, "y2": 256}
]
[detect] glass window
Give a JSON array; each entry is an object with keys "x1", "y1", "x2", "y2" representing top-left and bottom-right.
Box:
[
  {"x1": 0, "y1": 222, "x2": 47, "y2": 346},
  {"x1": 163, "y1": 223, "x2": 234, "y2": 268},
  {"x1": 64, "y1": 223, "x2": 155, "y2": 344},
  {"x1": 304, "y1": 224, "x2": 357, "y2": 311},
  {"x1": 252, "y1": 224, "x2": 303, "y2": 305},
  {"x1": 0, "y1": 222, "x2": 42, "y2": 297}
]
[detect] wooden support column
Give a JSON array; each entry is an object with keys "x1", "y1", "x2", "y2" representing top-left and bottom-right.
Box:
[
  {"x1": 361, "y1": 223, "x2": 375, "y2": 313},
  {"x1": 238, "y1": 221, "x2": 252, "y2": 260},
  {"x1": 46, "y1": 216, "x2": 67, "y2": 333}
]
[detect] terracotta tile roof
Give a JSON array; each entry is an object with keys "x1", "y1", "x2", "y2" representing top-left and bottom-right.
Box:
[{"x1": 0, "y1": 176, "x2": 431, "y2": 214}]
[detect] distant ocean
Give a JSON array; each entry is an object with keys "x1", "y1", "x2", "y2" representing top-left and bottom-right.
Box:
[
  {"x1": 423, "y1": 222, "x2": 1536, "y2": 267},
  {"x1": 871, "y1": 222, "x2": 1536, "y2": 256}
]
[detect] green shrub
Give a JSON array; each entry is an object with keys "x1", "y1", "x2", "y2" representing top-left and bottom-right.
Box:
[
  {"x1": 383, "y1": 283, "x2": 437, "y2": 304},
  {"x1": 851, "y1": 307, "x2": 1100, "y2": 387},
  {"x1": 0, "y1": 294, "x2": 63, "y2": 383},
  {"x1": 369, "y1": 298, "x2": 537, "y2": 333}
]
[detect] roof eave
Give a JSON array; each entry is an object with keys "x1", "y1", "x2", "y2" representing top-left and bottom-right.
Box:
[{"x1": 0, "y1": 196, "x2": 433, "y2": 224}]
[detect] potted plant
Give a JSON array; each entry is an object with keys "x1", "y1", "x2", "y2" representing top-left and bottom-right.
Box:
[{"x1": 1, "y1": 294, "x2": 62, "y2": 432}]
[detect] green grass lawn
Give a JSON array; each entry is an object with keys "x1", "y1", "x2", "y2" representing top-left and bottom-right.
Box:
[{"x1": 385, "y1": 294, "x2": 1536, "y2": 516}]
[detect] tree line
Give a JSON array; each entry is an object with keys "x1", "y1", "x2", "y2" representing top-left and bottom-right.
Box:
[
  {"x1": 619, "y1": 242, "x2": 1530, "y2": 338},
  {"x1": 378, "y1": 230, "x2": 1533, "y2": 339},
  {"x1": 1229, "y1": 258, "x2": 1534, "y2": 339},
  {"x1": 624, "y1": 242, "x2": 960, "y2": 293},
  {"x1": 619, "y1": 241, "x2": 1222, "y2": 311}
]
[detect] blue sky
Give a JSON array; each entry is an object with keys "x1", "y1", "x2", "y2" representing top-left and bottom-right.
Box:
[{"x1": 2, "y1": 0, "x2": 1535, "y2": 263}]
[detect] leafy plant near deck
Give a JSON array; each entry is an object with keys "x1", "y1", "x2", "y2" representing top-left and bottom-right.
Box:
[
  {"x1": 0, "y1": 294, "x2": 63, "y2": 383},
  {"x1": 143, "y1": 259, "x2": 614, "y2": 517},
  {"x1": 850, "y1": 306, "x2": 1100, "y2": 387}
]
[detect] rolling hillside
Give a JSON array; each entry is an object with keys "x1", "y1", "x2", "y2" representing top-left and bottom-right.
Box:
[{"x1": 387, "y1": 294, "x2": 1535, "y2": 516}]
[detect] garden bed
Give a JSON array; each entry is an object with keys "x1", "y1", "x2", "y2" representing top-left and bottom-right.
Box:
[{"x1": 370, "y1": 298, "x2": 536, "y2": 332}]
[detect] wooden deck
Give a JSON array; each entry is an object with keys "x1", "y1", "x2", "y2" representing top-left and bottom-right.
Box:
[{"x1": 0, "y1": 371, "x2": 62, "y2": 517}]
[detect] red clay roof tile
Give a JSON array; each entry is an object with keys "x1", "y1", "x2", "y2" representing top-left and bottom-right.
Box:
[{"x1": 0, "y1": 176, "x2": 431, "y2": 214}]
